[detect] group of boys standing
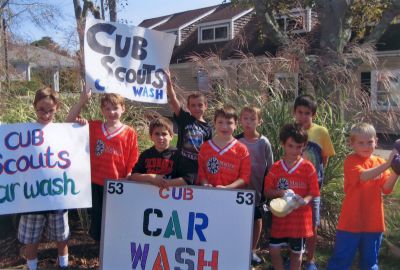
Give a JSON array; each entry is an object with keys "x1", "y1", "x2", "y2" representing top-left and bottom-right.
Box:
[{"x1": 18, "y1": 72, "x2": 399, "y2": 270}]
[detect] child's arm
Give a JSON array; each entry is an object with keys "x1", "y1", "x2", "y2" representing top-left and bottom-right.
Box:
[
  {"x1": 66, "y1": 90, "x2": 91, "y2": 122},
  {"x1": 166, "y1": 72, "x2": 181, "y2": 117},
  {"x1": 216, "y1": 178, "x2": 246, "y2": 189},
  {"x1": 166, "y1": 178, "x2": 187, "y2": 187},
  {"x1": 265, "y1": 188, "x2": 287, "y2": 199},
  {"x1": 129, "y1": 173, "x2": 168, "y2": 188},
  {"x1": 382, "y1": 173, "x2": 400, "y2": 194},
  {"x1": 360, "y1": 150, "x2": 396, "y2": 181}
]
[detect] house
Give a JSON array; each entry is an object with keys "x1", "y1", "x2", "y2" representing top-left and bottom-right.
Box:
[
  {"x1": 6, "y1": 43, "x2": 77, "y2": 91},
  {"x1": 139, "y1": 3, "x2": 400, "y2": 133}
]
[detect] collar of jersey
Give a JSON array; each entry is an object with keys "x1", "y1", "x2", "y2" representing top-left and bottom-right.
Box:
[
  {"x1": 208, "y1": 139, "x2": 237, "y2": 155},
  {"x1": 102, "y1": 123, "x2": 126, "y2": 140},
  {"x1": 281, "y1": 158, "x2": 304, "y2": 174}
]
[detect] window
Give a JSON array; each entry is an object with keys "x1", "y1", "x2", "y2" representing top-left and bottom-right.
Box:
[
  {"x1": 275, "y1": 8, "x2": 312, "y2": 33},
  {"x1": 200, "y1": 24, "x2": 229, "y2": 43},
  {"x1": 371, "y1": 70, "x2": 400, "y2": 110}
]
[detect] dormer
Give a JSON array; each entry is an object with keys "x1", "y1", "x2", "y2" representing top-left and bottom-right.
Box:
[
  {"x1": 197, "y1": 4, "x2": 254, "y2": 44},
  {"x1": 275, "y1": 7, "x2": 313, "y2": 34},
  {"x1": 139, "y1": 6, "x2": 217, "y2": 46}
]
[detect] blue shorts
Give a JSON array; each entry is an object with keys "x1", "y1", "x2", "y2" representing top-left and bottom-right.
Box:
[
  {"x1": 311, "y1": 196, "x2": 320, "y2": 227},
  {"x1": 327, "y1": 230, "x2": 382, "y2": 270}
]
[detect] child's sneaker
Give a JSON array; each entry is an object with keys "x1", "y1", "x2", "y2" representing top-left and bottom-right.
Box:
[
  {"x1": 303, "y1": 262, "x2": 318, "y2": 270},
  {"x1": 251, "y1": 252, "x2": 263, "y2": 266}
]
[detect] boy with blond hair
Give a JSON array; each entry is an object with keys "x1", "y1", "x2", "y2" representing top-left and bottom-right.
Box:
[
  {"x1": 130, "y1": 117, "x2": 189, "y2": 187},
  {"x1": 327, "y1": 123, "x2": 399, "y2": 270},
  {"x1": 293, "y1": 94, "x2": 335, "y2": 270},
  {"x1": 166, "y1": 73, "x2": 212, "y2": 185},
  {"x1": 67, "y1": 90, "x2": 139, "y2": 241},
  {"x1": 197, "y1": 105, "x2": 251, "y2": 189},
  {"x1": 236, "y1": 105, "x2": 273, "y2": 266}
]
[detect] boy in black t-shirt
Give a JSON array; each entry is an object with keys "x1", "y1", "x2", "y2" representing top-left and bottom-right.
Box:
[
  {"x1": 130, "y1": 117, "x2": 189, "y2": 187},
  {"x1": 166, "y1": 73, "x2": 212, "y2": 185}
]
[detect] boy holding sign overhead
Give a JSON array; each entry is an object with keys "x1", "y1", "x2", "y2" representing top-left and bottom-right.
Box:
[
  {"x1": 67, "y1": 90, "x2": 139, "y2": 241},
  {"x1": 197, "y1": 105, "x2": 251, "y2": 189},
  {"x1": 166, "y1": 73, "x2": 212, "y2": 185}
]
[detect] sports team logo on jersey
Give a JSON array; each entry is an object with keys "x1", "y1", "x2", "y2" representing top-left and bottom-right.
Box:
[
  {"x1": 277, "y1": 178, "x2": 289, "y2": 190},
  {"x1": 207, "y1": 156, "x2": 219, "y2": 174},
  {"x1": 95, "y1": 139, "x2": 105, "y2": 156}
]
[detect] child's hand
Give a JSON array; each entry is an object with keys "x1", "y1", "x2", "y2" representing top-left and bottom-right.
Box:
[
  {"x1": 151, "y1": 175, "x2": 168, "y2": 188},
  {"x1": 388, "y1": 149, "x2": 399, "y2": 163},
  {"x1": 75, "y1": 115, "x2": 88, "y2": 126},
  {"x1": 293, "y1": 194, "x2": 307, "y2": 207},
  {"x1": 216, "y1": 185, "x2": 227, "y2": 188}
]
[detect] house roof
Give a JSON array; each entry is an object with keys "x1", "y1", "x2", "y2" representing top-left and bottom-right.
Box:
[
  {"x1": 9, "y1": 44, "x2": 77, "y2": 68},
  {"x1": 198, "y1": 3, "x2": 252, "y2": 24},
  {"x1": 171, "y1": 17, "x2": 277, "y2": 63},
  {"x1": 376, "y1": 23, "x2": 400, "y2": 51},
  {"x1": 153, "y1": 5, "x2": 218, "y2": 31},
  {"x1": 139, "y1": 15, "x2": 171, "y2": 29}
]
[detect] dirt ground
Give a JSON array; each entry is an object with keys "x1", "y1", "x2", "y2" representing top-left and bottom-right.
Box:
[{"x1": 0, "y1": 210, "x2": 100, "y2": 269}]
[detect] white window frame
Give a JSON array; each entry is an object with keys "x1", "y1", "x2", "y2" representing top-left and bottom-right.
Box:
[
  {"x1": 199, "y1": 23, "x2": 230, "y2": 43},
  {"x1": 371, "y1": 69, "x2": 400, "y2": 111},
  {"x1": 274, "y1": 7, "x2": 312, "y2": 34}
]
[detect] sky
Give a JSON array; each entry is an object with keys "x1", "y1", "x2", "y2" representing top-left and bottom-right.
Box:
[{"x1": 14, "y1": 0, "x2": 227, "y2": 50}]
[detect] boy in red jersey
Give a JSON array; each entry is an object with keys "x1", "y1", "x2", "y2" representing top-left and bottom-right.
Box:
[
  {"x1": 197, "y1": 105, "x2": 251, "y2": 188},
  {"x1": 327, "y1": 123, "x2": 399, "y2": 270},
  {"x1": 265, "y1": 123, "x2": 320, "y2": 270},
  {"x1": 67, "y1": 90, "x2": 139, "y2": 241}
]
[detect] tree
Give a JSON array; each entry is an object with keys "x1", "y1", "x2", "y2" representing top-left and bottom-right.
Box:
[
  {"x1": 233, "y1": 0, "x2": 400, "y2": 97},
  {"x1": 0, "y1": 0, "x2": 63, "y2": 89}
]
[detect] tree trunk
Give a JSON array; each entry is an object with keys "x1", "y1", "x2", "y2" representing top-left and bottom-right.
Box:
[{"x1": 109, "y1": 0, "x2": 117, "y2": 22}]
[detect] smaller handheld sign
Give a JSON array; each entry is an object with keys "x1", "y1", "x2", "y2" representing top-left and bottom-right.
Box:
[
  {"x1": 100, "y1": 181, "x2": 254, "y2": 270},
  {"x1": 84, "y1": 18, "x2": 176, "y2": 104}
]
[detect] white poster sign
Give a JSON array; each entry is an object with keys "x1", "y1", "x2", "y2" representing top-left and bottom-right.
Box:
[
  {"x1": 84, "y1": 18, "x2": 176, "y2": 104},
  {"x1": 0, "y1": 123, "x2": 91, "y2": 215},
  {"x1": 100, "y1": 181, "x2": 254, "y2": 270}
]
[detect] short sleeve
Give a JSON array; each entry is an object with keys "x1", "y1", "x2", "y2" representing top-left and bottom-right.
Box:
[
  {"x1": 239, "y1": 147, "x2": 251, "y2": 184},
  {"x1": 343, "y1": 157, "x2": 364, "y2": 193},
  {"x1": 173, "y1": 107, "x2": 191, "y2": 126},
  {"x1": 197, "y1": 145, "x2": 206, "y2": 184},
  {"x1": 132, "y1": 153, "x2": 146, "y2": 174},
  {"x1": 126, "y1": 129, "x2": 139, "y2": 176},
  {"x1": 307, "y1": 165, "x2": 320, "y2": 197},
  {"x1": 264, "y1": 164, "x2": 278, "y2": 192},
  {"x1": 321, "y1": 127, "x2": 335, "y2": 157}
]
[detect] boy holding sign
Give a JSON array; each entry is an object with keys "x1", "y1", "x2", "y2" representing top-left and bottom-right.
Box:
[
  {"x1": 18, "y1": 88, "x2": 69, "y2": 270},
  {"x1": 166, "y1": 73, "x2": 212, "y2": 185},
  {"x1": 130, "y1": 117, "x2": 189, "y2": 187},
  {"x1": 197, "y1": 105, "x2": 251, "y2": 188},
  {"x1": 67, "y1": 90, "x2": 139, "y2": 241}
]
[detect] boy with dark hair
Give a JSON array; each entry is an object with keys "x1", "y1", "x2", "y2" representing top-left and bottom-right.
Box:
[
  {"x1": 293, "y1": 94, "x2": 335, "y2": 270},
  {"x1": 67, "y1": 90, "x2": 139, "y2": 241},
  {"x1": 236, "y1": 105, "x2": 274, "y2": 266},
  {"x1": 197, "y1": 105, "x2": 251, "y2": 188},
  {"x1": 265, "y1": 123, "x2": 320, "y2": 270},
  {"x1": 327, "y1": 123, "x2": 399, "y2": 270},
  {"x1": 166, "y1": 73, "x2": 212, "y2": 185},
  {"x1": 130, "y1": 117, "x2": 189, "y2": 187}
]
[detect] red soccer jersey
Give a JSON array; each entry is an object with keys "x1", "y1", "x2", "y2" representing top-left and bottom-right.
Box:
[
  {"x1": 264, "y1": 158, "x2": 320, "y2": 238},
  {"x1": 89, "y1": 120, "x2": 139, "y2": 186},
  {"x1": 197, "y1": 139, "x2": 251, "y2": 186}
]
